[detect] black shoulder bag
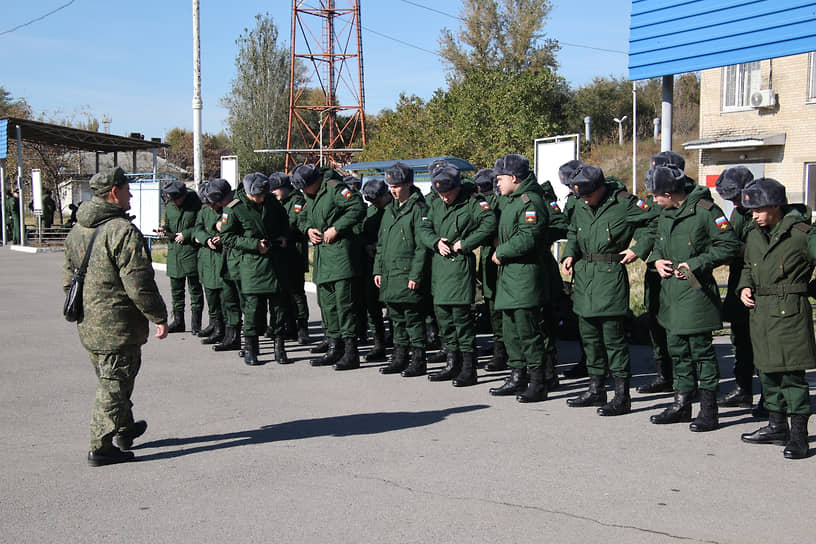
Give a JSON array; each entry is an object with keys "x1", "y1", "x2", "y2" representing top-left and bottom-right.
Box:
[{"x1": 64, "y1": 227, "x2": 101, "y2": 322}]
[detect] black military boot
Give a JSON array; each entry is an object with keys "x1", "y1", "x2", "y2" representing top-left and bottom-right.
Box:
[
  {"x1": 87, "y1": 446, "x2": 135, "y2": 467},
  {"x1": 452, "y1": 352, "x2": 477, "y2": 387},
  {"x1": 489, "y1": 367, "x2": 529, "y2": 396},
  {"x1": 544, "y1": 352, "x2": 559, "y2": 390},
  {"x1": 561, "y1": 359, "x2": 588, "y2": 379},
  {"x1": 380, "y1": 345, "x2": 408, "y2": 374},
  {"x1": 243, "y1": 336, "x2": 261, "y2": 366},
  {"x1": 485, "y1": 341, "x2": 508, "y2": 372},
  {"x1": 201, "y1": 317, "x2": 224, "y2": 345},
  {"x1": 212, "y1": 325, "x2": 241, "y2": 351},
  {"x1": 113, "y1": 420, "x2": 148, "y2": 450},
  {"x1": 784, "y1": 415, "x2": 810, "y2": 459},
  {"x1": 752, "y1": 394, "x2": 769, "y2": 418},
  {"x1": 425, "y1": 321, "x2": 440, "y2": 350},
  {"x1": 517, "y1": 366, "x2": 547, "y2": 402},
  {"x1": 650, "y1": 391, "x2": 693, "y2": 424},
  {"x1": 718, "y1": 384, "x2": 752, "y2": 408},
  {"x1": 427, "y1": 347, "x2": 448, "y2": 365},
  {"x1": 741, "y1": 411, "x2": 790, "y2": 445},
  {"x1": 310, "y1": 338, "x2": 330, "y2": 354},
  {"x1": 284, "y1": 315, "x2": 298, "y2": 341},
  {"x1": 190, "y1": 307, "x2": 203, "y2": 335},
  {"x1": 637, "y1": 357, "x2": 673, "y2": 393},
  {"x1": 334, "y1": 338, "x2": 360, "y2": 371},
  {"x1": 690, "y1": 389, "x2": 719, "y2": 432},
  {"x1": 402, "y1": 347, "x2": 427, "y2": 377},
  {"x1": 428, "y1": 350, "x2": 461, "y2": 382},
  {"x1": 384, "y1": 316, "x2": 394, "y2": 347},
  {"x1": 365, "y1": 335, "x2": 387, "y2": 363},
  {"x1": 167, "y1": 310, "x2": 185, "y2": 333},
  {"x1": 296, "y1": 319, "x2": 310, "y2": 345},
  {"x1": 310, "y1": 338, "x2": 343, "y2": 367},
  {"x1": 567, "y1": 375, "x2": 607, "y2": 407},
  {"x1": 274, "y1": 336, "x2": 291, "y2": 365},
  {"x1": 197, "y1": 316, "x2": 216, "y2": 338},
  {"x1": 597, "y1": 377, "x2": 631, "y2": 416}
]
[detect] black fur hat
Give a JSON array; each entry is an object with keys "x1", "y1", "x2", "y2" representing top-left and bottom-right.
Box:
[
  {"x1": 291, "y1": 164, "x2": 321, "y2": 190},
  {"x1": 206, "y1": 178, "x2": 233, "y2": 203},
  {"x1": 197, "y1": 181, "x2": 210, "y2": 203},
  {"x1": 343, "y1": 175, "x2": 361, "y2": 190},
  {"x1": 741, "y1": 178, "x2": 787, "y2": 208},
  {"x1": 362, "y1": 178, "x2": 388, "y2": 201},
  {"x1": 162, "y1": 180, "x2": 187, "y2": 199},
  {"x1": 558, "y1": 159, "x2": 585, "y2": 186},
  {"x1": 568, "y1": 164, "x2": 605, "y2": 196},
  {"x1": 715, "y1": 166, "x2": 754, "y2": 200},
  {"x1": 650, "y1": 150, "x2": 685, "y2": 170},
  {"x1": 385, "y1": 162, "x2": 414, "y2": 185},
  {"x1": 242, "y1": 172, "x2": 269, "y2": 195},
  {"x1": 646, "y1": 165, "x2": 687, "y2": 194},
  {"x1": 474, "y1": 168, "x2": 497, "y2": 193},
  {"x1": 493, "y1": 153, "x2": 530, "y2": 179},
  {"x1": 431, "y1": 164, "x2": 462, "y2": 193},
  {"x1": 268, "y1": 172, "x2": 293, "y2": 191}
]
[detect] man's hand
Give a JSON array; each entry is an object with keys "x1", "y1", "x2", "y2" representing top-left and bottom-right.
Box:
[
  {"x1": 740, "y1": 287, "x2": 755, "y2": 308},
  {"x1": 561, "y1": 256, "x2": 574, "y2": 276},
  {"x1": 674, "y1": 261, "x2": 691, "y2": 279},
  {"x1": 408, "y1": 280, "x2": 417, "y2": 290},
  {"x1": 257, "y1": 240, "x2": 269, "y2": 254},
  {"x1": 655, "y1": 259, "x2": 674, "y2": 279},
  {"x1": 323, "y1": 226, "x2": 339, "y2": 244},
  {"x1": 308, "y1": 228, "x2": 323, "y2": 245},
  {"x1": 452, "y1": 240, "x2": 463, "y2": 254},
  {"x1": 207, "y1": 236, "x2": 220, "y2": 250},
  {"x1": 156, "y1": 323, "x2": 169, "y2": 339},
  {"x1": 374, "y1": 275, "x2": 382, "y2": 288},
  {"x1": 491, "y1": 253, "x2": 502, "y2": 265},
  {"x1": 437, "y1": 238, "x2": 451, "y2": 256},
  {"x1": 215, "y1": 221, "x2": 223, "y2": 232},
  {"x1": 174, "y1": 232, "x2": 184, "y2": 243},
  {"x1": 619, "y1": 248, "x2": 637, "y2": 265},
  {"x1": 156, "y1": 227, "x2": 166, "y2": 237}
]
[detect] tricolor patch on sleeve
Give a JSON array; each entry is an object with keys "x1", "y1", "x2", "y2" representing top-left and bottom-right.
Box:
[
  {"x1": 549, "y1": 201, "x2": 561, "y2": 213},
  {"x1": 479, "y1": 201, "x2": 490, "y2": 210},
  {"x1": 221, "y1": 212, "x2": 229, "y2": 223},
  {"x1": 715, "y1": 216, "x2": 730, "y2": 230},
  {"x1": 524, "y1": 210, "x2": 537, "y2": 223},
  {"x1": 293, "y1": 203, "x2": 303, "y2": 213},
  {"x1": 636, "y1": 199, "x2": 649, "y2": 209},
  {"x1": 340, "y1": 188, "x2": 351, "y2": 199}
]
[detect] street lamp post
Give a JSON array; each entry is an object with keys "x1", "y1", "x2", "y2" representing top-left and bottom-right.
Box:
[{"x1": 613, "y1": 115, "x2": 628, "y2": 147}]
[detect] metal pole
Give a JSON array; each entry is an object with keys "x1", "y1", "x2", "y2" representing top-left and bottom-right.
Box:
[
  {"x1": 584, "y1": 116, "x2": 591, "y2": 146},
  {"x1": 1, "y1": 160, "x2": 6, "y2": 246},
  {"x1": 16, "y1": 124, "x2": 25, "y2": 246},
  {"x1": 653, "y1": 118, "x2": 661, "y2": 141},
  {"x1": 632, "y1": 81, "x2": 638, "y2": 195},
  {"x1": 661, "y1": 75, "x2": 674, "y2": 152},
  {"x1": 319, "y1": 110, "x2": 324, "y2": 167},
  {"x1": 192, "y1": 0, "x2": 203, "y2": 188}
]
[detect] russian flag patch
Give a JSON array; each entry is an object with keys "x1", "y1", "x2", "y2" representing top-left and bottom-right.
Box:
[
  {"x1": 479, "y1": 201, "x2": 490, "y2": 210},
  {"x1": 549, "y1": 201, "x2": 561, "y2": 213},
  {"x1": 524, "y1": 210, "x2": 537, "y2": 223},
  {"x1": 293, "y1": 203, "x2": 303, "y2": 213},
  {"x1": 715, "y1": 216, "x2": 730, "y2": 230},
  {"x1": 340, "y1": 187, "x2": 351, "y2": 199},
  {"x1": 636, "y1": 199, "x2": 649, "y2": 209},
  {"x1": 221, "y1": 212, "x2": 229, "y2": 223}
]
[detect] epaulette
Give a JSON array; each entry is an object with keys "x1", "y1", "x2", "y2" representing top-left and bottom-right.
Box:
[
  {"x1": 617, "y1": 190, "x2": 632, "y2": 200},
  {"x1": 226, "y1": 199, "x2": 240, "y2": 208},
  {"x1": 521, "y1": 193, "x2": 531, "y2": 204},
  {"x1": 794, "y1": 222, "x2": 810, "y2": 233},
  {"x1": 327, "y1": 179, "x2": 339, "y2": 188},
  {"x1": 696, "y1": 200, "x2": 714, "y2": 210}
]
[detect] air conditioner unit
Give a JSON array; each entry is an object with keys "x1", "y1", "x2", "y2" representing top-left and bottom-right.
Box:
[{"x1": 750, "y1": 89, "x2": 776, "y2": 108}]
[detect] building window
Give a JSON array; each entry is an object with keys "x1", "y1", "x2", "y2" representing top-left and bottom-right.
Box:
[
  {"x1": 808, "y1": 53, "x2": 816, "y2": 102},
  {"x1": 806, "y1": 163, "x2": 816, "y2": 211},
  {"x1": 722, "y1": 62, "x2": 760, "y2": 109}
]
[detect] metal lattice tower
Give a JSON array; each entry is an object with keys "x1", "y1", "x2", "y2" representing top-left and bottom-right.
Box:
[{"x1": 286, "y1": 0, "x2": 366, "y2": 171}]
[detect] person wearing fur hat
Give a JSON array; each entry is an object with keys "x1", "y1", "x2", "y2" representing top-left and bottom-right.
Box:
[
  {"x1": 560, "y1": 164, "x2": 654, "y2": 415},
  {"x1": 158, "y1": 180, "x2": 204, "y2": 334},
  {"x1": 219, "y1": 172, "x2": 291, "y2": 366},
  {"x1": 713, "y1": 166, "x2": 759, "y2": 411},
  {"x1": 191, "y1": 180, "x2": 225, "y2": 345},
  {"x1": 269, "y1": 172, "x2": 311, "y2": 345},
  {"x1": 646, "y1": 165, "x2": 740, "y2": 431},
  {"x1": 359, "y1": 178, "x2": 392, "y2": 363},
  {"x1": 417, "y1": 162, "x2": 496, "y2": 385},
  {"x1": 292, "y1": 163, "x2": 366, "y2": 371},
  {"x1": 737, "y1": 178, "x2": 815, "y2": 459}
]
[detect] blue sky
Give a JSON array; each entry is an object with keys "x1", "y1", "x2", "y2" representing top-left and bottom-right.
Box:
[{"x1": 0, "y1": 1, "x2": 631, "y2": 140}]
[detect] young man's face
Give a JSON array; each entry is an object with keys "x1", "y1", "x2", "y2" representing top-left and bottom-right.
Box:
[
  {"x1": 581, "y1": 185, "x2": 605, "y2": 207},
  {"x1": 272, "y1": 187, "x2": 291, "y2": 201},
  {"x1": 389, "y1": 182, "x2": 411, "y2": 203},
  {"x1": 496, "y1": 174, "x2": 517, "y2": 196},
  {"x1": 246, "y1": 192, "x2": 266, "y2": 204},
  {"x1": 651, "y1": 192, "x2": 674, "y2": 209},
  {"x1": 112, "y1": 183, "x2": 132, "y2": 211},
  {"x1": 438, "y1": 186, "x2": 461, "y2": 205},
  {"x1": 752, "y1": 205, "x2": 781, "y2": 227}
]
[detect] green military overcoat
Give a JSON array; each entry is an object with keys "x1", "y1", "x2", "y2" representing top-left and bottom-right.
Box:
[
  {"x1": 282, "y1": 190, "x2": 309, "y2": 274},
  {"x1": 478, "y1": 191, "x2": 501, "y2": 300},
  {"x1": 162, "y1": 188, "x2": 201, "y2": 278},
  {"x1": 721, "y1": 205, "x2": 752, "y2": 322},
  {"x1": 192, "y1": 205, "x2": 224, "y2": 290}
]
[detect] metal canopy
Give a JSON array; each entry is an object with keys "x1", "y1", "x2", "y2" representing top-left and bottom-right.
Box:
[{"x1": 0, "y1": 117, "x2": 167, "y2": 158}]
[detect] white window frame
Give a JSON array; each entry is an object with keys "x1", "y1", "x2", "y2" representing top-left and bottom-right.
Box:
[
  {"x1": 808, "y1": 52, "x2": 816, "y2": 103},
  {"x1": 722, "y1": 62, "x2": 761, "y2": 111},
  {"x1": 805, "y1": 162, "x2": 816, "y2": 212}
]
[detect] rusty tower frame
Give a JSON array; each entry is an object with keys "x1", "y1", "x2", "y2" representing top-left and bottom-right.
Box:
[{"x1": 286, "y1": 0, "x2": 366, "y2": 171}]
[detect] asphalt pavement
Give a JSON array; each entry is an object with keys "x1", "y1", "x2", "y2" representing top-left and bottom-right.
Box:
[{"x1": 1, "y1": 247, "x2": 815, "y2": 543}]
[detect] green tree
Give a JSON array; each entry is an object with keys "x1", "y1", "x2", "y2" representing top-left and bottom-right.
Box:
[
  {"x1": 0, "y1": 86, "x2": 31, "y2": 118},
  {"x1": 438, "y1": 0, "x2": 559, "y2": 78},
  {"x1": 221, "y1": 13, "x2": 294, "y2": 175},
  {"x1": 357, "y1": 94, "x2": 434, "y2": 161},
  {"x1": 165, "y1": 127, "x2": 233, "y2": 179}
]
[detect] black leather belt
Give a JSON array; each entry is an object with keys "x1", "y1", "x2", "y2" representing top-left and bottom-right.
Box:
[
  {"x1": 584, "y1": 253, "x2": 624, "y2": 263},
  {"x1": 755, "y1": 283, "x2": 808, "y2": 296}
]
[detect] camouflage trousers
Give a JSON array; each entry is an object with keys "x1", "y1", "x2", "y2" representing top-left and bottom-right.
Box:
[{"x1": 87, "y1": 345, "x2": 142, "y2": 452}]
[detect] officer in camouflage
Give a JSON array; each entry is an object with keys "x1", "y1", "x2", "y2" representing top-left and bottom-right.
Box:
[{"x1": 63, "y1": 166, "x2": 168, "y2": 466}]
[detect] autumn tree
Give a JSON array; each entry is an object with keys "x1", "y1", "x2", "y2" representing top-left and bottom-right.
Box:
[
  {"x1": 0, "y1": 86, "x2": 32, "y2": 118},
  {"x1": 165, "y1": 127, "x2": 232, "y2": 179}
]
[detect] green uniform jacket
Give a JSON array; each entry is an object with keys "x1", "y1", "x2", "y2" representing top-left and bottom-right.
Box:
[
  {"x1": 373, "y1": 188, "x2": 429, "y2": 304},
  {"x1": 493, "y1": 174, "x2": 549, "y2": 310},
  {"x1": 282, "y1": 191, "x2": 309, "y2": 274},
  {"x1": 650, "y1": 185, "x2": 740, "y2": 334},
  {"x1": 418, "y1": 183, "x2": 497, "y2": 305},
  {"x1": 362, "y1": 199, "x2": 388, "y2": 277},
  {"x1": 192, "y1": 205, "x2": 225, "y2": 290},
  {"x1": 737, "y1": 205, "x2": 816, "y2": 372},
  {"x1": 63, "y1": 197, "x2": 167, "y2": 351},
  {"x1": 303, "y1": 169, "x2": 366, "y2": 285},
  {"x1": 162, "y1": 189, "x2": 201, "y2": 278},
  {"x1": 722, "y1": 206, "x2": 752, "y2": 322},
  {"x1": 478, "y1": 192, "x2": 501, "y2": 300},
  {"x1": 220, "y1": 191, "x2": 289, "y2": 294},
  {"x1": 540, "y1": 180, "x2": 569, "y2": 242},
  {"x1": 562, "y1": 182, "x2": 654, "y2": 318}
]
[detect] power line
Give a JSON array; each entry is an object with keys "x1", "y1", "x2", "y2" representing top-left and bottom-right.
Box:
[
  {"x1": 361, "y1": 24, "x2": 447, "y2": 60},
  {"x1": 0, "y1": 1, "x2": 76, "y2": 37}
]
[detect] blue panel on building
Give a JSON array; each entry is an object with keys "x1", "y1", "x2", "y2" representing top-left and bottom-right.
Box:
[
  {"x1": 629, "y1": 0, "x2": 816, "y2": 79},
  {"x1": 0, "y1": 119, "x2": 7, "y2": 160}
]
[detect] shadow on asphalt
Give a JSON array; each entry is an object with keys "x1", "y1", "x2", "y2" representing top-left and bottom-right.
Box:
[{"x1": 133, "y1": 404, "x2": 489, "y2": 462}]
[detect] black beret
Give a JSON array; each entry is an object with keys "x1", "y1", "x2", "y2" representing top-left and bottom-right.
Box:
[
  {"x1": 715, "y1": 166, "x2": 754, "y2": 200},
  {"x1": 361, "y1": 178, "x2": 388, "y2": 201},
  {"x1": 474, "y1": 168, "x2": 497, "y2": 193},
  {"x1": 650, "y1": 150, "x2": 685, "y2": 170},
  {"x1": 162, "y1": 180, "x2": 187, "y2": 198},
  {"x1": 197, "y1": 181, "x2": 210, "y2": 202},
  {"x1": 242, "y1": 172, "x2": 269, "y2": 196},
  {"x1": 568, "y1": 165, "x2": 605, "y2": 195},
  {"x1": 431, "y1": 164, "x2": 462, "y2": 193},
  {"x1": 206, "y1": 178, "x2": 232, "y2": 203},
  {"x1": 428, "y1": 159, "x2": 450, "y2": 179},
  {"x1": 741, "y1": 177, "x2": 787, "y2": 208},
  {"x1": 385, "y1": 162, "x2": 414, "y2": 185},
  {"x1": 493, "y1": 153, "x2": 530, "y2": 179},
  {"x1": 646, "y1": 165, "x2": 687, "y2": 194},
  {"x1": 291, "y1": 164, "x2": 321, "y2": 190},
  {"x1": 268, "y1": 172, "x2": 292, "y2": 191},
  {"x1": 558, "y1": 159, "x2": 585, "y2": 186}
]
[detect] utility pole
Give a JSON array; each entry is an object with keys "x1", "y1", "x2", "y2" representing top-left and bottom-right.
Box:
[{"x1": 192, "y1": 0, "x2": 203, "y2": 188}]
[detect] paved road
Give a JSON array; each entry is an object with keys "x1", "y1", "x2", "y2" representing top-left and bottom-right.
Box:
[{"x1": 1, "y1": 248, "x2": 815, "y2": 543}]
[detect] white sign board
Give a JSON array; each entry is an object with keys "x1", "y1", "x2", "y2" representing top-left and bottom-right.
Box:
[
  {"x1": 220, "y1": 156, "x2": 238, "y2": 189},
  {"x1": 130, "y1": 181, "x2": 162, "y2": 235},
  {"x1": 32, "y1": 169, "x2": 43, "y2": 213},
  {"x1": 533, "y1": 135, "x2": 580, "y2": 205}
]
